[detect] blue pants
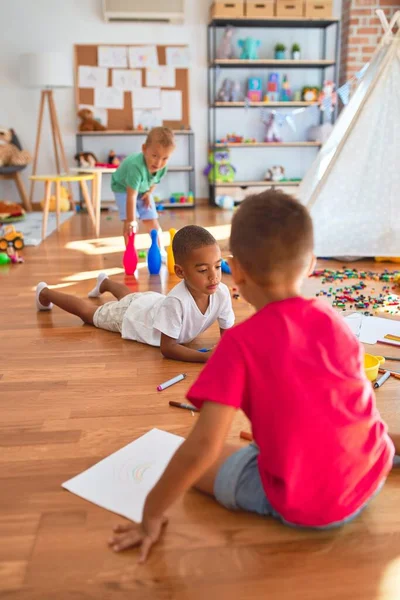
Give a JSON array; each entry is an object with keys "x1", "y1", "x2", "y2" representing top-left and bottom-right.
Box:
[{"x1": 114, "y1": 192, "x2": 158, "y2": 221}]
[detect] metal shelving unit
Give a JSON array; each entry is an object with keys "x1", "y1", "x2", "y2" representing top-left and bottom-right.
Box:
[
  {"x1": 76, "y1": 129, "x2": 196, "y2": 208},
  {"x1": 207, "y1": 16, "x2": 341, "y2": 204}
]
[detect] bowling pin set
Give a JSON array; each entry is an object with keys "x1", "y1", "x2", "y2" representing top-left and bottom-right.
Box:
[{"x1": 123, "y1": 228, "x2": 177, "y2": 276}]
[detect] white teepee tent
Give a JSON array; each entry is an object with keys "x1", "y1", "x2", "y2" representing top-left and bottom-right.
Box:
[{"x1": 297, "y1": 10, "x2": 400, "y2": 258}]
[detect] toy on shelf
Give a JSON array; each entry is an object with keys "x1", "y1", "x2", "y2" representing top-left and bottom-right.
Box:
[
  {"x1": 292, "y1": 43, "x2": 301, "y2": 60},
  {"x1": 147, "y1": 229, "x2": 162, "y2": 275},
  {"x1": 318, "y1": 80, "x2": 337, "y2": 114},
  {"x1": 74, "y1": 152, "x2": 97, "y2": 168},
  {"x1": 216, "y1": 195, "x2": 235, "y2": 210},
  {"x1": 238, "y1": 38, "x2": 261, "y2": 60},
  {"x1": 187, "y1": 191, "x2": 194, "y2": 204},
  {"x1": 40, "y1": 185, "x2": 70, "y2": 212},
  {"x1": 107, "y1": 150, "x2": 124, "y2": 167},
  {"x1": 0, "y1": 128, "x2": 31, "y2": 167},
  {"x1": 167, "y1": 228, "x2": 177, "y2": 274},
  {"x1": 263, "y1": 112, "x2": 282, "y2": 143},
  {"x1": 123, "y1": 230, "x2": 138, "y2": 276},
  {"x1": 217, "y1": 26, "x2": 236, "y2": 59},
  {"x1": 168, "y1": 193, "x2": 188, "y2": 204},
  {"x1": 274, "y1": 44, "x2": 286, "y2": 60},
  {"x1": 216, "y1": 78, "x2": 242, "y2": 102},
  {"x1": 77, "y1": 108, "x2": 106, "y2": 132},
  {"x1": 264, "y1": 73, "x2": 280, "y2": 102},
  {"x1": 280, "y1": 75, "x2": 292, "y2": 102},
  {"x1": 265, "y1": 165, "x2": 285, "y2": 181},
  {"x1": 302, "y1": 86, "x2": 320, "y2": 102},
  {"x1": 0, "y1": 200, "x2": 25, "y2": 224},
  {"x1": 204, "y1": 149, "x2": 236, "y2": 183},
  {"x1": 247, "y1": 77, "x2": 262, "y2": 102}
]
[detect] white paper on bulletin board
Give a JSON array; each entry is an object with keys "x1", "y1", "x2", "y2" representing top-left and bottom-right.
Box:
[
  {"x1": 165, "y1": 47, "x2": 190, "y2": 67},
  {"x1": 78, "y1": 104, "x2": 108, "y2": 127},
  {"x1": 112, "y1": 69, "x2": 142, "y2": 90},
  {"x1": 98, "y1": 46, "x2": 128, "y2": 68},
  {"x1": 132, "y1": 87, "x2": 161, "y2": 109},
  {"x1": 62, "y1": 429, "x2": 184, "y2": 523},
  {"x1": 128, "y1": 46, "x2": 158, "y2": 68},
  {"x1": 94, "y1": 87, "x2": 124, "y2": 110},
  {"x1": 161, "y1": 90, "x2": 182, "y2": 121},
  {"x1": 78, "y1": 66, "x2": 108, "y2": 89},
  {"x1": 146, "y1": 66, "x2": 175, "y2": 88},
  {"x1": 133, "y1": 108, "x2": 163, "y2": 129}
]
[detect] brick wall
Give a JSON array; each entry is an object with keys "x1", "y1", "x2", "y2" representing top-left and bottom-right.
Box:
[{"x1": 340, "y1": 0, "x2": 400, "y2": 85}]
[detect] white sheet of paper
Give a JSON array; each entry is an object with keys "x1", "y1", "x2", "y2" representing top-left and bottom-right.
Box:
[
  {"x1": 166, "y1": 46, "x2": 190, "y2": 67},
  {"x1": 62, "y1": 429, "x2": 184, "y2": 522},
  {"x1": 112, "y1": 69, "x2": 142, "y2": 90},
  {"x1": 78, "y1": 104, "x2": 108, "y2": 127},
  {"x1": 161, "y1": 90, "x2": 182, "y2": 121},
  {"x1": 132, "y1": 87, "x2": 161, "y2": 109},
  {"x1": 78, "y1": 66, "x2": 108, "y2": 89},
  {"x1": 98, "y1": 46, "x2": 128, "y2": 68},
  {"x1": 128, "y1": 46, "x2": 158, "y2": 68},
  {"x1": 146, "y1": 66, "x2": 176, "y2": 88},
  {"x1": 94, "y1": 87, "x2": 124, "y2": 110},
  {"x1": 133, "y1": 108, "x2": 163, "y2": 129},
  {"x1": 344, "y1": 314, "x2": 400, "y2": 344}
]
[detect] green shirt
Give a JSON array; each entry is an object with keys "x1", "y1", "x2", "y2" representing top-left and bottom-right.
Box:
[{"x1": 111, "y1": 152, "x2": 167, "y2": 194}]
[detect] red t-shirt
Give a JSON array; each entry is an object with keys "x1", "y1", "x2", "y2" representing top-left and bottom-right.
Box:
[{"x1": 187, "y1": 297, "x2": 394, "y2": 526}]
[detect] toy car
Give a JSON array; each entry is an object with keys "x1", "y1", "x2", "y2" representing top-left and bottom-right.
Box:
[{"x1": 0, "y1": 224, "x2": 24, "y2": 252}]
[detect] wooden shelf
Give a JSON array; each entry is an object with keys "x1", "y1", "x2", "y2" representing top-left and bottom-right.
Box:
[
  {"x1": 211, "y1": 59, "x2": 335, "y2": 69},
  {"x1": 209, "y1": 17, "x2": 338, "y2": 28},
  {"x1": 213, "y1": 142, "x2": 321, "y2": 148},
  {"x1": 211, "y1": 180, "x2": 302, "y2": 187},
  {"x1": 168, "y1": 166, "x2": 194, "y2": 172},
  {"x1": 76, "y1": 130, "x2": 193, "y2": 136},
  {"x1": 212, "y1": 101, "x2": 318, "y2": 108}
]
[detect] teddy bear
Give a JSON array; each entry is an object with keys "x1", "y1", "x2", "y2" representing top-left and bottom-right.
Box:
[
  {"x1": 0, "y1": 128, "x2": 31, "y2": 167},
  {"x1": 77, "y1": 109, "x2": 106, "y2": 132}
]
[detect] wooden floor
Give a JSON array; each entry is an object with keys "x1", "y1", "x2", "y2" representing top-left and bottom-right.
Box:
[{"x1": 2, "y1": 208, "x2": 400, "y2": 600}]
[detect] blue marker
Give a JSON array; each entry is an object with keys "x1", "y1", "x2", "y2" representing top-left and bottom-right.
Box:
[
  {"x1": 198, "y1": 348, "x2": 210, "y2": 353},
  {"x1": 147, "y1": 229, "x2": 162, "y2": 275}
]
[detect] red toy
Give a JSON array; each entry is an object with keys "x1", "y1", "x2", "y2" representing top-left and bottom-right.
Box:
[{"x1": 123, "y1": 231, "x2": 138, "y2": 275}]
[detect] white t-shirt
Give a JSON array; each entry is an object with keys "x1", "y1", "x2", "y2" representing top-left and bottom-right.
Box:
[{"x1": 121, "y1": 281, "x2": 235, "y2": 346}]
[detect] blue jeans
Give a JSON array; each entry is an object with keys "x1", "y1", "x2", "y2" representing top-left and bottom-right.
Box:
[
  {"x1": 114, "y1": 191, "x2": 158, "y2": 221},
  {"x1": 214, "y1": 443, "x2": 386, "y2": 529}
]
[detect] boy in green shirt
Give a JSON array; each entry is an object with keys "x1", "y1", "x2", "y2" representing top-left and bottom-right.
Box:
[{"x1": 111, "y1": 127, "x2": 176, "y2": 256}]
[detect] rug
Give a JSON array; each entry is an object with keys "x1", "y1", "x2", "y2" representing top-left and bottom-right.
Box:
[{"x1": 12, "y1": 211, "x2": 75, "y2": 246}]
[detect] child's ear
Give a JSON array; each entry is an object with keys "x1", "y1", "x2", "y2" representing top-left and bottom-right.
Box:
[
  {"x1": 229, "y1": 256, "x2": 245, "y2": 285},
  {"x1": 174, "y1": 263, "x2": 185, "y2": 279},
  {"x1": 142, "y1": 143, "x2": 146, "y2": 153},
  {"x1": 307, "y1": 254, "x2": 317, "y2": 276}
]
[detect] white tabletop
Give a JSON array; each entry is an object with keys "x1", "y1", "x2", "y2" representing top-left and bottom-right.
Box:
[{"x1": 70, "y1": 166, "x2": 117, "y2": 174}]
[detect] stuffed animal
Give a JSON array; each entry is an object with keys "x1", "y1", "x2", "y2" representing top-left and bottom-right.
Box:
[
  {"x1": 0, "y1": 128, "x2": 31, "y2": 167},
  {"x1": 216, "y1": 26, "x2": 235, "y2": 59},
  {"x1": 74, "y1": 152, "x2": 97, "y2": 168},
  {"x1": 238, "y1": 38, "x2": 261, "y2": 60},
  {"x1": 265, "y1": 165, "x2": 285, "y2": 182},
  {"x1": 77, "y1": 109, "x2": 106, "y2": 132},
  {"x1": 318, "y1": 80, "x2": 337, "y2": 113},
  {"x1": 203, "y1": 149, "x2": 236, "y2": 184},
  {"x1": 263, "y1": 113, "x2": 282, "y2": 143},
  {"x1": 107, "y1": 150, "x2": 121, "y2": 167},
  {"x1": 40, "y1": 186, "x2": 70, "y2": 212},
  {"x1": 302, "y1": 86, "x2": 320, "y2": 102},
  {"x1": 0, "y1": 200, "x2": 25, "y2": 223}
]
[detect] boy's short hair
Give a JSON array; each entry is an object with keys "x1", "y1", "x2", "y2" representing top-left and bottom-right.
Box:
[
  {"x1": 230, "y1": 190, "x2": 314, "y2": 283},
  {"x1": 173, "y1": 225, "x2": 217, "y2": 264},
  {"x1": 145, "y1": 127, "x2": 175, "y2": 148}
]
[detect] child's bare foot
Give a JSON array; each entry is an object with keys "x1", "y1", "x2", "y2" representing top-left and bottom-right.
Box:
[
  {"x1": 88, "y1": 272, "x2": 109, "y2": 298},
  {"x1": 36, "y1": 282, "x2": 53, "y2": 311}
]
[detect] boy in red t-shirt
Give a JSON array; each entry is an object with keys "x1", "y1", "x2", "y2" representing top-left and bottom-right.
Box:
[{"x1": 109, "y1": 190, "x2": 400, "y2": 561}]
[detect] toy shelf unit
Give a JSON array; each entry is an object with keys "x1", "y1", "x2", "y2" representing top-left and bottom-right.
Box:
[
  {"x1": 75, "y1": 130, "x2": 195, "y2": 209},
  {"x1": 207, "y1": 12, "x2": 341, "y2": 205}
]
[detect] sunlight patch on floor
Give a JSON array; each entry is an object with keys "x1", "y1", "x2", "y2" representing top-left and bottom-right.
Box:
[
  {"x1": 378, "y1": 557, "x2": 400, "y2": 596},
  {"x1": 64, "y1": 224, "x2": 231, "y2": 257}
]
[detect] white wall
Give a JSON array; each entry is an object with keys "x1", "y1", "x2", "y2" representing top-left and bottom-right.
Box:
[
  {"x1": 0, "y1": 0, "x2": 209, "y2": 203},
  {"x1": 0, "y1": 0, "x2": 342, "y2": 204}
]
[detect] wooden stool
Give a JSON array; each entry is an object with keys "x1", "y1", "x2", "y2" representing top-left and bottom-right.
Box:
[{"x1": 29, "y1": 174, "x2": 98, "y2": 240}]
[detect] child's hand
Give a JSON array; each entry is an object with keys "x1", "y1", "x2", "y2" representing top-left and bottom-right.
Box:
[
  {"x1": 141, "y1": 192, "x2": 151, "y2": 208},
  {"x1": 108, "y1": 514, "x2": 168, "y2": 563}
]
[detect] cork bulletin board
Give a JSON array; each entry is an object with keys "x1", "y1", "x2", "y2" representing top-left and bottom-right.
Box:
[{"x1": 74, "y1": 44, "x2": 190, "y2": 131}]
